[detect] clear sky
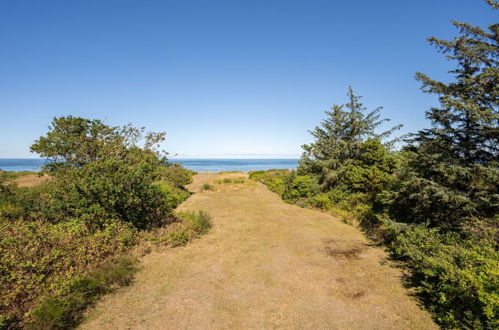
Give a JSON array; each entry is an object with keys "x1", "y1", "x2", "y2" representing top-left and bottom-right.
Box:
[{"x1": 0, "y1": 0, "x2": 496, "y2": 158}]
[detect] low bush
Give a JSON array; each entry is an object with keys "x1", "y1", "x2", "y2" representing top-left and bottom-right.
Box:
[
  {"x1": 158, "y1": 164, "x2": 194, "y2": 210},
  {"x1": 0, "y1": 218, "x2": 136, "y2": 328},
  {"x1": 309, "y1": 193, "x2": 332, "y2": 210},
  {"x1": 249, "y1": 169, "x2": 289, "y2": 195},
  {"x1": 140, "y1": 211, "x2": 212, "y2": 247},
  {"x1": 179, "y1": 210, "x2": 211, "y2": 235},
  {"x1": 201, "y1": 183, "x2": 215, "y2": 191},
  {"x1": 27, "y1": 256, "x2": 137, "y2": 329},
  {"x1": 383, "y1": 220, "x2": 498, "y2": 329},
  {"x1": 159, "y1": 163, "x2": 195, "y2": 189}
]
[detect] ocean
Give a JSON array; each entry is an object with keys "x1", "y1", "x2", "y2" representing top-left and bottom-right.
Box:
[{"x1": 0, "y1": 158, "x2": 298, "y2": 173}]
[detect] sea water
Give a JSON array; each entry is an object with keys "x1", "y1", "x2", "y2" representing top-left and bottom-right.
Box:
[{"x1": 0, "y1": 158, "x2": 298, "y2": 173}]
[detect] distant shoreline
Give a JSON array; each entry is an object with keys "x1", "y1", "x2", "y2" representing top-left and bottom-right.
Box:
[{"x1": 0, "y1": 158, "x2": 299, "y2": 173}]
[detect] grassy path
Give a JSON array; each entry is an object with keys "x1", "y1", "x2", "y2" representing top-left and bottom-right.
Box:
[{"x1": 80, "y1": 173, "x2": 436, "y2": 329}]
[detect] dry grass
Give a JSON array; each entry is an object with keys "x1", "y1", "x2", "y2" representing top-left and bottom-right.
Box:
[
  {"x1": 8, "y1": 173, "x2": 49, "y2": 187},
  {"x1": 80, "y1": 172, "x2": 437, "y2": 330}
]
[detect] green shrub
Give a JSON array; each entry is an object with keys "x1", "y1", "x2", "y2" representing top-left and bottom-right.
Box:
[
  {"x1": 43, "y1": 152, "x2": 172, "y2": 230},
  {"x1": 159, "y1": 163, "x2": 194, "y2": 188},
  {"x1": 283, "y1": 174, "x2": 317, "y2": 202},
  {"x1": 201, "y1": 183, "x2": 215, "y2": 191},
  {"x1": 310, "y1": 193, "x2": 332, "y2": 210},
  {"x1": 143, "y1": 211, "x2": 212, "y2": 247},
  {"x1": 26, "y1": 117, "x2": 179, "y2": 230},
  {"x1": 179, "y1": 210, "x2": 211, "y2": 234},
  {"x1": 27, "y1": 256, "x2": 137, "y2": 329},
  {"x1": 160, "y1": 183, "x2": 191, "y2": 210},
  {"x1": 167, "y1": 227, "x2": 191, "y2": 246},
  {"x1": 0, "y1": 218, "x2": 136, "y2": 328},
  {"x1": 249, "y1": 169, "x2": 290, "y2": 196},
  {"x1": 384, "y1": 221, "x2": 498, "y2": 329}
]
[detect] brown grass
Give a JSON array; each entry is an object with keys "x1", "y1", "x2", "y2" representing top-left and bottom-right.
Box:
[
  {"x1": 10, "y1": 174, "x2": 49, "y2": 187},
  {"x1": 80, "y1": 172, "x2": 437, "y2": 330}
]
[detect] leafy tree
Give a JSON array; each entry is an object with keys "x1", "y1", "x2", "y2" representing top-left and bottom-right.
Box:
[
  {"x1": 31, "y1": 116, "x2": 166, "y2": 171},
  {"x1": 30, "y1": 116, "x2": 173, "y2": 230},
  {"x1": 299, "y1": 87, "x2": 401, "y2": 191},
  {"x1": 390, "y1": 3, "x2": 498, "y2": 228}
]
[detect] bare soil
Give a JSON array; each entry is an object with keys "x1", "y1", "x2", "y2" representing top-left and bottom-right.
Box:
[{"x1": 80, "y1": 173, "x2": 436, "y2": 330}]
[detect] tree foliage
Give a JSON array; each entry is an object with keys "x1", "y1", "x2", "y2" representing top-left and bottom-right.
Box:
[
  {"x1": 299, "y1": 87, "x2": 401, "y2": 191},
  {"x1": 390, "y1": 5, "x2": 499, "y2": 228},
  {"x1": 29, "y1": 116, "x2": 174, "y2": 230}
]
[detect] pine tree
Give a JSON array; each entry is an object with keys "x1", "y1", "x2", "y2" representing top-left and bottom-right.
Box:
[
  {"x1": 390, "y1": 2, "x2": 499, "y2": 227},
  {"x1": 414, "y1": 14, "x2": 498, "y2": 163},
  {"x1": 299, "y1": 87, "x2": 401, "y2": 190}
]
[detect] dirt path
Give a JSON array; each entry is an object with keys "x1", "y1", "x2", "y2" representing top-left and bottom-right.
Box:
[{"x1": 80, "y1": 173, "x2": 436, "y2": 330}]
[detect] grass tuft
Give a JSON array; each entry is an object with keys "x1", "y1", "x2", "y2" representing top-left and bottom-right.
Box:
[{"x1": 201, "y1": 183, "x2": 215, "y2": 191}]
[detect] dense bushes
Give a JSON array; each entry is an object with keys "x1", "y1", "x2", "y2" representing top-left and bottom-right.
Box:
[
  {"x1": 383, "y1": 221, "x2": 498, "y2": 328},
  {"x1": 0, "y1": 217, "x2": 136, "y2": 328},
  {"x1": 29, "y1": 117, "x2": 177, "y2": 230},
  {"x1": 0, "y1": 117, "x2": 204, "y2": 329}
]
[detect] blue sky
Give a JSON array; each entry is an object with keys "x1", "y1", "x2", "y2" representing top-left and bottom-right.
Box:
[{"x1": 0, "y1": 0, "x2": 496, "y2": 158}]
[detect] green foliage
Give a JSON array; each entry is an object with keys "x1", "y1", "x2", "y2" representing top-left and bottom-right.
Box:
[
  {"x1": 309, "y1": 193, "x2": 332, "y2": 210},
  {"x1": 0, "y1": 218, "x2": 135, "y2": 328},
  {"x1": 0, "y1": 117, "x2": 199, "y2": 328},
  {"x1": 383, "y1": 220, "x2": 498, "y2": 329},
  {"x1": 30, "y1": 116, "x2": 166, "y2": 171},
  {"x1": 177, "y1": 210, "x2": 212, "y2": 236},
  {"x1": 386, "y1": 150, "x2": 499, "y2": 228},
  {"x1": 392, "y1": 6, "x2": 499, "y2": 229},
  {"x1": 201, "y1": 183, "x2": 215, "y2": 191},
  {"x1": 27, "y1": 256, "x2": 137, "y2": 329},
  {"x1": 141, "y1": 210, "x2": 212, "y2": 247},
  {"x1": 249, "y1": 169, "x2": 289, "y2": 196},
  {"x1": 158, "y1": 164, "x2": 194, "y2": 211},
  {"x1": 299, "y1": 87, "x2": 401, "y2": 191},
  {"x1": 159, "y1": 163, "x2": 194, "y2": 188},
  {"x1": 282, "y1": 173, "x2": 317, "y2": 203},
  {"x1": 377, "y1": 10, "x2": 499, "y2": 327},
  {"x1": 215, "y1": 178, "x2": 246, "y2": 184},
  {"x1": 29, "y1": 116, "x2": 178, "y2": 230},
  {"x1": 44, "y1": 155, "x2": 171, "y2": 230}
]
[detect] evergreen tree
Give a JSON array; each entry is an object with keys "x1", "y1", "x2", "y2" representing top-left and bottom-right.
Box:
[
  {"x1": 390, "y1": 2, "x2": 499, "y2": 227},
  {"x1": 299, "y1": 87, "x2": 401, "y2": 191}
]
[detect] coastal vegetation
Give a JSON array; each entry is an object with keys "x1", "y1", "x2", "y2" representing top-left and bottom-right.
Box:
[
  {"x1": 251, "y1": 7, "x2": 498, "y2": 329},
  {"x1": 0, "y1": 117, "x2": 210, "y2": 329},
  {"x1": 0, "y1": 2, "x2": 496, "y2": 330}
]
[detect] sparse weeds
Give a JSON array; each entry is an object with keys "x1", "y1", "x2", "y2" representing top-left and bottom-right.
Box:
[
  {"x1": 201, "y1": 183, "x2": 215, "y2": 191},
  {"x1": 215, "y1": 178, "x2": 245, "y2": 185}
]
